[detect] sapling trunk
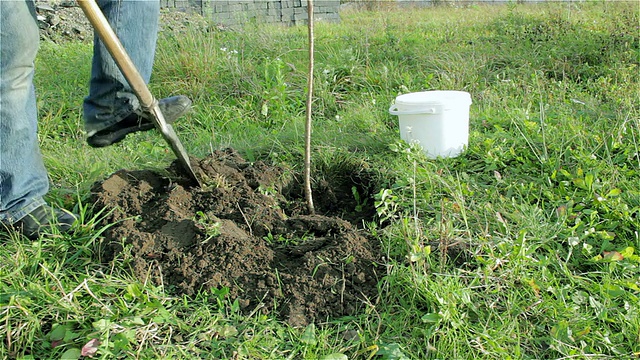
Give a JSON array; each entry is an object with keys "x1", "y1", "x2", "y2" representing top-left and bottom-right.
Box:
[{"x1": 304, "y1": 0, "x2": 315, "y2": 214}]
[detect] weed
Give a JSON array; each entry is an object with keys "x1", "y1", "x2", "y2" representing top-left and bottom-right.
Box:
[
  {"x1": 374, "y1": 188, "x2": 399, "y2": 225},
  {"x1": 194, "y1": 211, "x2": 221, "y2": 244},
  {"x1": 263, "y1": 232, "x2": 288, "y2": 245},
  {"x1": 351, "y1": 186, "x2": 370, "y2": 213}
]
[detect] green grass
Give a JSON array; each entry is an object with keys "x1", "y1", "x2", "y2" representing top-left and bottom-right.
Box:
[{"x1": 2, "y1": 2, "x2": 639, "y2": 358}]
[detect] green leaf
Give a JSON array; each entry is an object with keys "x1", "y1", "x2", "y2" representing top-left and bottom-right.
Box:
[
  {"x1": 63, "y1": 331, "x2": 79, "y2": 342},
  {"x1": 584, "y1": 173, "x2": 594, "y2": 189},
  {"x1": 571, "y1": 291, "x2": 588, "y2": 305},
  {"x1": 603, "y1": 284, "x2": 625, "y2": 298},
  {"x1": 572, "y1": 177, "x2": 585, "y2": 189},
  {"x1": 606, "y1": 188, "x2": 621, "y2": 197},
  {"x1": 320, "y1": 354, "x2": 348, "y2": 360},
  {"x1": 220, "y1": 325, "x2": 238, "y2": 338},
  {"x1": 300, "y1": 323, "x2": 317, "y2": 345},
  {"x1": 377, "y1": 343, "x2": 409, "y2": 360},
  {"x1": 152, "y1": 307, "x2": 175, "y2": 324},
  {"x1": 93, "y1": 319, "x2": 111, "y2": 331},
  {"x1": 129, "y1": 317, "x2": 145, "y2": 326},
  {"x1": 550, "y1": 321, "x2": 570, "y2": 342},
  {"x1": 620, "y1": 247, "x2": 640, "y2": 262},
  {"x1": 421, "y1": 312, "x2": 442, "y2": 324},
  {"x1": 113, "y1": 332, "x2": 132, "y2": 351},
  {"x1": 126, "y1": 283, "x2": 143, "y2": 299},
  {"x1": 49, "y1": 325, "x2": 68, "y2": 341},
  {"x1": 589, "y1": 296, "x2": 606, "y2": 320},
  {"x1": 621, "y1": 281, "x2": 640, "y2": 291},
  {"x1": 619, "y1": 247, "x2": 635, "y2": 257},
  {"x1": 59, "y1": 348, "x2": 81, "y2": 360}
]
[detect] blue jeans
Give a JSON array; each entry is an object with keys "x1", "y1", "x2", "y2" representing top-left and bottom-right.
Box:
[{"x1": 0, "y1": 0, "x2": 160, "y2": 223}]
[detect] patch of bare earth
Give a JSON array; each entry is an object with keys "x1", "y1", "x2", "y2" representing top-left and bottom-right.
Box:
[{"x1": 90, "y1": 149, "x2": 381, "y2": 327}]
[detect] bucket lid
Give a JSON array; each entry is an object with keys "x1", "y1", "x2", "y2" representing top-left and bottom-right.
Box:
[{"x1": 394, "y1": 90, "x2": 472, "y2": 106}]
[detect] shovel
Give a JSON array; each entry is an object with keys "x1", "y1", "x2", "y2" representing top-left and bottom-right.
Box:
[{"x1": 77, "y1": 0, "x2": 201, "y2": 187}]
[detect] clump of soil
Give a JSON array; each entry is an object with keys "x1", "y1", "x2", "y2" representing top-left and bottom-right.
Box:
[{"x1": 90, "y1": 149, "x2": 381, "y2": 327}]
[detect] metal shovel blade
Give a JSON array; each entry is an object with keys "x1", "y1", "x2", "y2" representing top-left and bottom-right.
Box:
[
  {"x1": 148, "y1": 103, "x2": 200, "y2": 184},
  {"x1": 77, "y1": 0, "x2": 201, "y2": 186}
]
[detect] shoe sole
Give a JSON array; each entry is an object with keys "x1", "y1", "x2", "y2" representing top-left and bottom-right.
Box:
[
  {"x1": 87, "y1": 123, "x2": 155, "y2": 148},
  {"x1": 87, "y1": 98, "x2": 191, "y2": 148}
]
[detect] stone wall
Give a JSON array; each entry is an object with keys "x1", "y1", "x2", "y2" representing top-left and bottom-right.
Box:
[
  {"x1": 160, "y1": 0, "x2": 341, "y2": 26},
  {"x1": 159, "y1": 0, "x2": 578, "y2": 27}
]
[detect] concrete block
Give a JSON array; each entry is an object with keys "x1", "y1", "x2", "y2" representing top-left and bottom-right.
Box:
[
  {"x1": 293, "y1": 12, "x2": 307, "y2": 20},
  {"x1": 214, "y1": 3, "x2": 229, "y2": 11},
  {"x1": 263, "y1": 15, "x2": 278, "y2": 23}
]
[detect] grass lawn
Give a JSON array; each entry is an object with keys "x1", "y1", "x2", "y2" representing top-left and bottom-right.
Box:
[{"x1": 1, "y1": 1, "x2": 639, "y2": 359}]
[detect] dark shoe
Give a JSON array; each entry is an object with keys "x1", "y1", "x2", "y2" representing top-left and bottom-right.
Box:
[
  {"x1": 13, "y1": 205, "x2": 77, "y2": 240},
  {"x1": 87, "y1": 95, "x2": 192, "y2": 148}
]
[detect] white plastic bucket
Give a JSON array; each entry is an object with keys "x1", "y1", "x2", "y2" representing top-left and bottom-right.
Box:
[{"x1": 389, "y1": 91, "x2": 472, "y2": 159}]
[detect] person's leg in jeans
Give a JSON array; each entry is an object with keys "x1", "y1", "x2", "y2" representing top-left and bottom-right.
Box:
[
  {"x1": 84, "y1": 0, "x2": 191, "y2": 148},
  {"x1": 1, "y1": 1, "x2": 190, "y2": 238},
  {"x1": 0, "y1": 0, "x2": 75, "y2": 238},
  {"x1": 0, "y1": 1, "x2": 48, "y2": 222}
]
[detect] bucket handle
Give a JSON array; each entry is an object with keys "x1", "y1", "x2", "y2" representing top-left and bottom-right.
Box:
[{"x1": 389, "y1": 105, "x2": 438, "y2": 115}]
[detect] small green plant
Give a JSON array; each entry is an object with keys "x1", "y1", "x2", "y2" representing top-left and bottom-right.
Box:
[
  {"x1": 260, "y1": 57, "x2": 301, "y2": 127},
  {"x1": 374, "y1": 188, "x2": 399, "y2": 224},
  {"x1": 258, "y1": 184, "x2": 278, "y2": 197},
  {"x1": 263, "y1": 232, "x2": 290, "y2": 245},
  {"x1": 194, "y1": 211, "x2": 221, "y2": 244},
  {"x1": 263, "y1": 231, "x2": 312, "y2": 247},
  {"x1": 351, "y1": 186, "x2": 369, "y2": 213}
]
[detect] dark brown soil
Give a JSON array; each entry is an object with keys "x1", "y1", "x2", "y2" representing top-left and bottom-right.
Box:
[{"x1": 90, "y1": 149, "x2": 381, "y2": 327}]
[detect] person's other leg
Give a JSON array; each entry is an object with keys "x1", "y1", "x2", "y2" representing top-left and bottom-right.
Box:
[
  {"x1": 83, "y1": 0, "x2": 191, "y2": 148},
  {"x1": 84, "y1": 0, "x2": 159, "y2": 134}
]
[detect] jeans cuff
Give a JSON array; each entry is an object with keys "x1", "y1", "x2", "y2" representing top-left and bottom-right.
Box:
[{"x1": 0, "y1": 197, "x2": 47, "y2": 224}]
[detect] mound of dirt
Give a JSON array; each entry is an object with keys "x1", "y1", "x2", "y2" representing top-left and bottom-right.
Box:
[{"x1": 90, "y1": 149, "x2": 381, "y2": 326}]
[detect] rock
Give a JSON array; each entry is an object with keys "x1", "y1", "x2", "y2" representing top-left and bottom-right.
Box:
[
  {"x1": 47, "y1": 14, "x2": 60, "y2": 27},
  {"x1": 36, "y1": 3, "x2": 55, "y2": 12}
]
